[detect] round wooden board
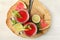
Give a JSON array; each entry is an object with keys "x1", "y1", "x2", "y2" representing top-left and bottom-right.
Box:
[{"x1": 6, "y1": 0, "x2": 51, "y2": 38}]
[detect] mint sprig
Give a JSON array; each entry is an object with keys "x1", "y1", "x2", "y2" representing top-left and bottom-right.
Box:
[
  {"x1": 12, "y1": 10, "x2": 22, "y2": 18},
  {"x1": 24, "y1": 25, "x2": 31, "y2": 30}
]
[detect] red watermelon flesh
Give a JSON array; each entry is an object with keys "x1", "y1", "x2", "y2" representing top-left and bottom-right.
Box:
[
  {"x1": 16, "y1": 9, "x2": 29, "y2": 23},
  {"x1": 40, "y1": 19, "x2": 48, "y2": 28},
  {"x1": 16, "y1": 1, "x2": 26, "y2": 11},
  {"x1": 24, "y1": 22, "x2": 37, "y2": 37}
]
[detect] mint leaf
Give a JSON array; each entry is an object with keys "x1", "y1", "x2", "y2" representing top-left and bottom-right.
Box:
[{"x1": 36, "y1": 22, "x2": 41, "y2": 33}]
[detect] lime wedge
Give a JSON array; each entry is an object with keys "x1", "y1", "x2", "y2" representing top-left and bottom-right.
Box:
[
  {"x1": 32, "y1": 15, "x2": 40, "y2": 23},
  {"x1": 13, "y1": 23, "x2": 25, "y2": 32}
]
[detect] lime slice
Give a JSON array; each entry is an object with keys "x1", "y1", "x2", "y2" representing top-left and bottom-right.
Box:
[
  {"x1": 13, "y1": 23, "x2": 25, "y2": 32},
  {"x1": 32, "y1": 15, "x2": 40, "y2": 23}
]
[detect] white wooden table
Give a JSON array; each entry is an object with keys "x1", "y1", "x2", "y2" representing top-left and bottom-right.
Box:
[{"x1": 0, "y1": 0, "x2": 60, "y2": 40}]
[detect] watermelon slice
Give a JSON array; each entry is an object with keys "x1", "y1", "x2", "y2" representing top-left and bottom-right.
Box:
[
  {"x1": 40, "y1": 19, "x2": 48, "y2": 30},
  {"x1": 24, "y1": 22, "x2": 37, "y2": 37},
  {"x1": 15, "y1": 9, "x2": 29, "y2": 23},
  {"x1": 16, "y1": 1, "x2": 27, "y2": 11}
]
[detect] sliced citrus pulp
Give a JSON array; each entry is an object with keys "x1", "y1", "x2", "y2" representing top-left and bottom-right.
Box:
[{"x1": 32, "y1": 15, "x2": 40, "y2": 23}]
